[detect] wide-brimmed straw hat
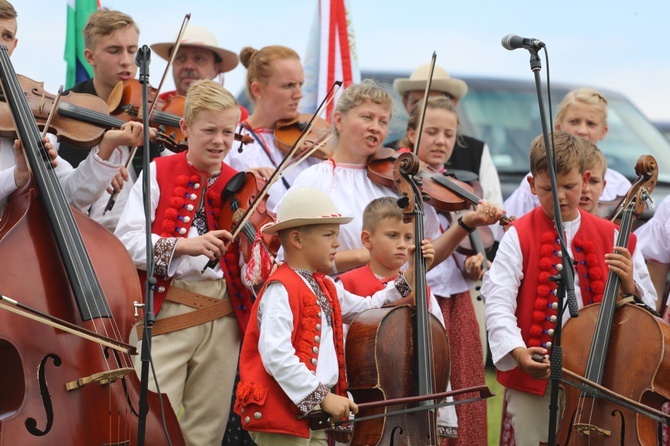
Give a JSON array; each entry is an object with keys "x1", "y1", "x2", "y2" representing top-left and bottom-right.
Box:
[
  {"x1": 151, "y1": 25, "x2": 239, "y2": 74},
  {"x1": 263, "y1": 188, "x2": 353, "y2": 234},
  {"x1": 393, "y1": 64, "x2": 468, "y2": 100}
]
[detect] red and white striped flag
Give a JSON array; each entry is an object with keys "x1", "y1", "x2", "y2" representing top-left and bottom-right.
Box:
[{"x1": 300, "y1": 0, "x2": 361, "y2": 121}]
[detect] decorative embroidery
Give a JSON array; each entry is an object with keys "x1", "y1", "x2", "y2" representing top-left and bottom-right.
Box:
[
  {"x1": 296, "y1": 269, "x2": 333, "y2": 327},
  {"x1": 154, "y1": 237, "x2": 178, "y2": 278},
  {"x1": 437, "y1": 425, "x2": 459, "y2": 439},
  {"x1": 296, "y1": 383, "x2": 330, "y2": 414},
  {"x1": 395, "y1": 273, "x2": 412, "y2": 298}
]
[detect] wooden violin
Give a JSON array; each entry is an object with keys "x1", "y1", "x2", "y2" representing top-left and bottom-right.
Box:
[{"x1": 274, "y1": 113, "x2": 333, "y2": 160}]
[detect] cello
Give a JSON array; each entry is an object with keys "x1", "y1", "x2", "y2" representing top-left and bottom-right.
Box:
[
  {"x1": 556, "y1": 155, "x2": 670, "y2": 445},
  {"x1": 345, "y1": 151, "x2": 450, "y2": 445},
  {"x1": 0, "y1": 46, "x2": 184, "y2": 444}
]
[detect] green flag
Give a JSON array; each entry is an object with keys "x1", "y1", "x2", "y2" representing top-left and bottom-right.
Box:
[{"x1": 64, "y1": 0, "x2": 100, "y2": 89}]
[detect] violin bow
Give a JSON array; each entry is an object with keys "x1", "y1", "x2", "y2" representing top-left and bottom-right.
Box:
[
  {"x1": 104, "y1": 14, "x2": 191, "y2": 215},
  {"x1": 411, "y1": 51, "x2": 437, "y2": 159},
  {"x1": 40, "y1": 85, "x2": 63, "y2": 139}
]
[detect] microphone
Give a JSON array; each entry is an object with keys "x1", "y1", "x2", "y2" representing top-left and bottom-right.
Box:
[
  {"x1": 135, "y1": 45, "x2": 151, "y2": 67},
  {"x1": 501, "y1": 34, "x2": 545, "y2": 51}
]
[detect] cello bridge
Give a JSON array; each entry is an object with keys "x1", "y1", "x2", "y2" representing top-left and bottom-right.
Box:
[
  {"x1": 574, "y1": 422, "x2": 611, "y2": 437},
  {"x1": 65, "y1": 367, "x2": 134, "y2": 391}
]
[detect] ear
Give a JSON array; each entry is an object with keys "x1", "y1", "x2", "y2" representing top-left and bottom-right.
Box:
[
  {"x1": 333, "y1": 111, "x2": 344, "y2": 134},
  {"x1": 84, "y1": 48, "x2": 95, "y2": 65},
  {"x1": 361, "y1": 229, "x2": 373, "y2": 250},
  {"x1": 599, "y1": 124, "x2": 608, "y2": 141},
  {"x1": 527, "y1": 175, "x2": 537, "y2": 195},
  {"x1": 179, "y1": 118, "x2": 189, "y2": 137},
  {"x1": 407, "y1": 128, "x2": 417, "y2": 146},
  {"x1": 288, "y1": 229, "x2": 302, "y2": 250},
  {"x1": 582, "y1": 170, "x2": 591, "y2": 188},
  {"x1": 250, "y1": 81, "x2": 262, "y2": 101}
]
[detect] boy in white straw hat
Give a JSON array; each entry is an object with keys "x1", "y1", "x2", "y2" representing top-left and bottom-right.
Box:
[{"x1": 235, "y1": 187, "x2": 425, "y2": 445}]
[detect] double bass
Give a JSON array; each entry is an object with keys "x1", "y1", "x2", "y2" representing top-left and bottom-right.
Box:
[
  {"x1": 556, "y1": 155, "x2": 670, "y2": 445},
  {"x1": 0, "y1": 46, "x2": 184, "y2": 444}
]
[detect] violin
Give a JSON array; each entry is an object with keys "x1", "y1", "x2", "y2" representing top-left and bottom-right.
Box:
[
  {"x1": 0, "y1": 75, "x2": 109, "y2": 148},
  {"x1": 216, "y1": 171, "x2": 280, "y2": 262},
  {"x1": 108, "y1": 79, "x2": 253, "y2": 153},
  {"x1": 274, "y1": 113, "x2": 333, "y2": 160}
]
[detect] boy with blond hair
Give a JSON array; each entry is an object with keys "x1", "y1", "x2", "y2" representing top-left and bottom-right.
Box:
[{"x1": 115, "y1": 79, "x2": 272, "y2": 446}]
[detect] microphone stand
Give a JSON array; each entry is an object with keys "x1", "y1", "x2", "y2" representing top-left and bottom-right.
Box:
[
  {"x1": 135, "y1": 44, "x2": 157, "y2": 446},
  {"x1": 522, "y1": 47, "x2": 579, "y2": 446}
]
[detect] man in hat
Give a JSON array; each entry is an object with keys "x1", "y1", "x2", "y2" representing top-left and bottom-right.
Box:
[
  {"x1": 393, "y1": 64, "x2": 503, "y2": 210},
  {"x1": 151, "y1": 25, "x2": 239, "y2": 100}
]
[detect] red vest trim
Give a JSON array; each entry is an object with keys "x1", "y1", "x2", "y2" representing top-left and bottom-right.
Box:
[
  {"x1": 137, "y1": 151, "x2": 254, "y2": 332},
  {"x1": 235, "y1": 264, "x2": 347, "y2": 438}
]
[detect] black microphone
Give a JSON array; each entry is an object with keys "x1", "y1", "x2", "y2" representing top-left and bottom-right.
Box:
[
  {"x1": 135, "y1": 45, "x2": 151, "y2": 67},
  {"x1": 501, "y1": 34, "x2": 545, "y2": 51}
]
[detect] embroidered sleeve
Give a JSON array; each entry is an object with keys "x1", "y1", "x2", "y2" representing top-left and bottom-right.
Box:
[
  {"x1": 154, "y1": 237, "x2": 178, "y2": 278},
  {"x1": 296, "y1": 383, "x2": 330, "y2": 415},
  {"x1": 395, "y1": 274, "x2": 412, "y2": 297}
]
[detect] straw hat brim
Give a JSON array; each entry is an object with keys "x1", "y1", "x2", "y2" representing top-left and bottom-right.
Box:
[
  {"x1": 263, "y1": 216, "x2": 354, "y2": 235},
  {"x1": 393, "y1": 77, "x2": 468, "y2": 100},
  {"x1": 150, "y1": 42, "x2": 239, "y2": 74}
]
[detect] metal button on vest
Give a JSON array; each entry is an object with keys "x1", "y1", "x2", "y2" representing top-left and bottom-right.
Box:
[
  {"x1": 317, "y1": 312, "x2": 322, "y2": 318},
  {"x1": 556, "y1": 263, "x2": 563, "y2": 271},
  {"x1": 545, "y1": 342, "x2": 552, "y2": 349},
  {"x1": 556, "y1": 250, "x2": 562, "y2": 258},
  {"x1": 549, "y1": 315, "x2": 557, "y2": 323},
  {"x1": 547, "y1": 329, "x2": 555, "y2": 336},
  {"x1": 311, "y1": 358, "x2": 318, "y2": 365},
  {"x1": 314, "y1": 335, "x2": 320, "y2": 343},
  {"x1": 254, "y1": 412, "x2": 262, "y2": 420},
  {"x1": 316, "y1": 323, "x2": 321, "y2": 331},
  {"x1": 244, "y1": 416, "x2": 250, "y2": 424},
  {"x1": 551, "y1": 302, "x2": 558, "y2": 310},
  {"x1": 312, "y1": 346, "x2": 319, "y2": 354}
]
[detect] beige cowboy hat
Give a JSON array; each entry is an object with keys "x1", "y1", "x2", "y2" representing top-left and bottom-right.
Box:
[
  {"x1": 393, "y1": 64, "x2": 468, "y2": 100},
  {"x1": 263, "y1": 188, "x2": 353, "y2": 234},
  {"x1": 151, "y1": 25, "x2": 239, "y2": 74}
]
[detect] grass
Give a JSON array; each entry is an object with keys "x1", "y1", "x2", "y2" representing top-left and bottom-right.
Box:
[{"x1": 486, "y1": 366, "x2": 505, "y2": 445}]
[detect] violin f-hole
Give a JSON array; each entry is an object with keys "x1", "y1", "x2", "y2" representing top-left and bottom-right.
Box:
[{"x1": 25, "y1": 353, "x2": 61, "y2": 436}]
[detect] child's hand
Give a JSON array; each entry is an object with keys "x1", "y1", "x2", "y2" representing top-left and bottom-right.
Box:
[
  {"x1": 404, "y1": 238, "x2": 433, "y2": 284},
  {"x1": 98, "y1": 122, "x2": 156, "y2": 159},
  {"x1": 420, "y1": 238, "x2": 435, "y2": 270},
  {"x1": 463, "y1": 201, "x2": 505, "y2": 228},
  {"x1": 514, "y1": 347, "x2": 550, "y2": 380},
  {"x1": 174, "y1": 229, "x2": 234, "y2": 260},
  {"x1": 464, "y1": 253, "x2": 489, "y2": 281},
  {"x1": 605, "y1": 246, "x2": 636, "y2": 295},
  {"x1": 247, "y1": 166, "x2": 275, "y2": 181},
  {"x1": 13, "y1": 137, "x2": 58, "y2": 188},
  {"x1": 321, "y1": 393, "x2": 358, "y2": 421},
  {"x1": 107, "y1": 166, "x2": 129, "y2": 194}
]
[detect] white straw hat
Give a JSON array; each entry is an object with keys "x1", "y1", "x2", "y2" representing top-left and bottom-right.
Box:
[
  {"x1": 263, "y1": 188, "x2": 353, "y2": 234},
  {"x1": 151, "y1": 25, "x2": 239, "y2": 74},
  {"x1": 393, "y1": 64, "x2": 468, "y2": 100}
]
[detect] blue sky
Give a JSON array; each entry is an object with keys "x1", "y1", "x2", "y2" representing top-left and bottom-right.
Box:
[{"x1": 14, "y1": 0, "x2": 670, "y2": 122}]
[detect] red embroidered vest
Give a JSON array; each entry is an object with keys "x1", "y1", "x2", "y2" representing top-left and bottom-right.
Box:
[
  {"x1": 497, "y1": 208, "x2": 635, "y2": 396},
  {"x1": 235, "y1": 264, "x2": 347, "y2": 438},
  {"x1": 138, "y1": 151, "x2": 254, "y2": 331}
]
